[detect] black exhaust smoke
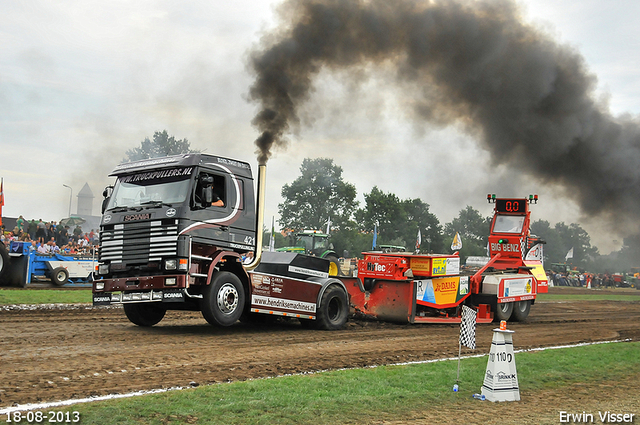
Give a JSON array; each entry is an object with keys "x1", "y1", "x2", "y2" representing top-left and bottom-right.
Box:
[{"x1": 248, "y1": 0, "x2": 640, "y2": 229}]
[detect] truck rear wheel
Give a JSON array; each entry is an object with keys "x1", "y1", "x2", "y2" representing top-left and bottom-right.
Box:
[
  {"x1": 201, "y1": 272, "x2": 245, "y2": 327},
  {"x1": 315, "y1": 285, "x2": 348, "y2": 330},
  {"x1": 493, "y1": 301, "x2": 513, "y2": 322},
  {"x1": 124, "y1": 303, "x2": 166, "y2": 327},
  {"x1": 51, "y1": 267, "x2": 69, "y2": 286},
  {"x1": 511, "y1": 300, "x2": 531, "y2": 322}
]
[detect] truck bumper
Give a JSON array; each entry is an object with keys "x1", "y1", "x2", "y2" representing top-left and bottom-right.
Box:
[
  {"x1": 93, "y1": 288, "x2": 192, "y2": 305},
  {"x1": 93, "y1": 275, "x2": 194, "y2": 306}
]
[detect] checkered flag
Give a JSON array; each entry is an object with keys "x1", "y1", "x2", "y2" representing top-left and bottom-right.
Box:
[{"x1": 459, "y1": 305, "x2": 477, "y2": 349}]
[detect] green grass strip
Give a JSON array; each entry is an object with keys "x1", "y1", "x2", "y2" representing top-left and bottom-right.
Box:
[
  {"x1": 0, "y1": 289, "x2": 92, "y2": 305},
  {"x1": 59, "y1": 341, "x2": 639, "y2": 425}
]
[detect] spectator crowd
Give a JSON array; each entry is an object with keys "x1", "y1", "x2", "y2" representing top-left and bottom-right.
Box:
[{"x1": 1, "y1": 215, "x2": 98, "y2": 256}]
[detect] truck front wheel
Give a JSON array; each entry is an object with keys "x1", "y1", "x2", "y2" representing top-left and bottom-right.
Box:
[
  {"x1": 315, "y1": 285, "x2": 348, "y2": 330},
  {"x1": 201, "y1": 272, "x2": 245, "y2": 327},
  {"x1": 124, "y1": 303, "x2": 166, "y2": 327},
  {"x1": 493, "y1": 301, "x2": 513, "y2": 322}
]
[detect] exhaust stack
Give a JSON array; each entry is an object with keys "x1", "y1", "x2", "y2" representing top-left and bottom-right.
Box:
[{"x1": 244, "y1": 163, "x2": 266, "y2": 270}]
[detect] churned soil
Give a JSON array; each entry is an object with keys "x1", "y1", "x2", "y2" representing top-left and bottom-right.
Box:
[{"x1": 1, "y1": 287, "x2": 639, "y2": 422}]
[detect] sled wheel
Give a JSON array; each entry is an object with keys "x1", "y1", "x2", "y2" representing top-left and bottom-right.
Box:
[
  {"x1": 315, "y1": 285, "x2": 348, "y2": 330},
  {"x1": 123, "y1": 303, "x2": 166, "y2": 327},
  {"x1": 493, "y1": 300, "x2": 513, "y2": 322},
  {"x1": 51, "y1": 267, "x2": 69, "y2": 286},
  {"x1": 511, "y1": 300, "x2": 531, "y2": 322},
  {"x1": 201, "y1": 272, "x2": 245, "y2": 327}
]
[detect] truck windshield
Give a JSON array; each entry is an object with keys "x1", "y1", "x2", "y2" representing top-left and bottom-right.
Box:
[
  {"x1": 107, "y1": 168, "x2": 193, "y2": 209},
  {"x1": 492, "y1": 215, "x2": 525, "y2": 234}
]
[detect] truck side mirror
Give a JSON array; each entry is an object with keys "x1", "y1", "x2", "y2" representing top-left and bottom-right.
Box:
[
  {"x1": 101, "y1": 186, "x2": 113, "y2": 214},
  {"x1": 204, "y1": 187, "x2": 213, "y2": 205},
  {"x1": 198, "y1": 175, "x2": 214, "y2": 207}
]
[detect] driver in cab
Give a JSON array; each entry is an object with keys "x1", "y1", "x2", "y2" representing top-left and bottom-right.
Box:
[{"x1": 211, "y1": 182, "x2": 224, "y2": 207}]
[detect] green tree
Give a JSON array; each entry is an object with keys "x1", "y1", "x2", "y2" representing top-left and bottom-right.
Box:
[
  {"x1": 355, "y1": 187, "x2": 443, "y2": 252},
  {"x1": 278, "y1": 158, "x2": 358, "y2": 232},
  {"x1": 443, "y1": 206, "x2": 491, "y2": 259},
  {"x1": 123, "y1": 130, "x2": 198, "y2": 162},
  {"x1": 330, "y1": 221, "x2": 374, "y2": 258},
  {"x1": 530, "y1": 220, "x2": 598, "y2": 269},
  {"x1": 355, "y1": 187, "x2": 405, "y2": 245},
  {"x1": 401, "y1": 198, "x2": 443, "y2": 253}
]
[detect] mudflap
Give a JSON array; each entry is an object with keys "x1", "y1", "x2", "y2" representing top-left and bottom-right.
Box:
[{"x1": 344, "y1": 278, "x2": 415, "y2": 323}]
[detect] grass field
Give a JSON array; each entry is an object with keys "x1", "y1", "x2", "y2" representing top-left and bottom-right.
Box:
[
  {"x1": 20, "y1": 341, "x2": 638, "y2": 425},
  {"x1": 0, "y1": 288, "x2": 92, "y2": 305}
]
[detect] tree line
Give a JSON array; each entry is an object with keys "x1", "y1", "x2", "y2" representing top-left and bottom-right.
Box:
[{"x1": 272, "y1": 158, "x2": 637, "y2": 273}]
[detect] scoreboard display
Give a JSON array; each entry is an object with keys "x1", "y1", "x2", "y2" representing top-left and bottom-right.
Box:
[{"x1": 495, "y1": 199, "x2": 526, "y2": 213}]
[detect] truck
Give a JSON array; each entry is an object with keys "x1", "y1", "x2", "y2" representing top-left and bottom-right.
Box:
[
  {"x1": 276, "y1": 230, "x2": 342, "y2": 275},
  {"x1": 92, "y1": 154, "x2": 547, "y2": 328},
  {"x1": 92, "y1": 154, "x2": 350, "y2": 329}
]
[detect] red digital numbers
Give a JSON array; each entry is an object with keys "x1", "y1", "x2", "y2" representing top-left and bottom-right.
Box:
[
  {"x1": 505, "y1": 201, "x2": 519, "y2": 212},
  {"x1": 496, "y1": 199, "x2": 524, "y2": 213}
]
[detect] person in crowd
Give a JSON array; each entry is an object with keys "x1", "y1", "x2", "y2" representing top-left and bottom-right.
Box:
[
  {"x1": 37, "y1": 241, "x2": 50, "y2": 254},
  {"x1": 16, "y1": 215, "x2": 25, "y2": 233},
  {"x1": 28, "y1": 219, "x2": 37, "y2": 240},
  {"x1": 47, "y1": 222, "x2": 56, "y2": 243},
  {"x1": 73, "y1": 225, "x2": 82, "y2": 242},
  {"x1": 56, "y1": 225, "x2": 69, "y2": 247},
  {"x1": 35, "y1": 219, "x2": 46, "y2": 243}
]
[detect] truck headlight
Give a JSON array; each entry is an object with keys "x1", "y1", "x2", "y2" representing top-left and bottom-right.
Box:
[
  {"x1": 165, "y1": 277, "x2": 177, "y2": 286},
  {"x1": 95, "y1": 281, "x2": 105, "y2": 290},
  {"x1": 98, "y1": 264, "x2": 109, "y2": 275},
  {"x1": 165, "y1": 259, "x2": 177, "y2": 270}
]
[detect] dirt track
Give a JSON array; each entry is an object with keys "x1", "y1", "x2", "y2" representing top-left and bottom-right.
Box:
[{"x1": 1, "y1": 287, "x2": 639, "y2": 409}]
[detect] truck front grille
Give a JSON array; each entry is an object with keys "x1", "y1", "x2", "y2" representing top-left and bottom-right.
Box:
[{"x1": 100, "y1": 219, "x2": 179, "y2": 265}]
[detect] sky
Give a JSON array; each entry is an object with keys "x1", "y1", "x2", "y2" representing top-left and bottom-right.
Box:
[{"x1": 1, "y1": 0, "x2": 639, "y2": 253}]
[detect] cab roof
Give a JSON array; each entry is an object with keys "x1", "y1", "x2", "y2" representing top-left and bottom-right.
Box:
[{"x1": 110, "y1": 154, "x2": 253, "y2": 179}]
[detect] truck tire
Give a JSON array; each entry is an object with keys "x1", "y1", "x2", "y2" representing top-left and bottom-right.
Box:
[
  {"x1": 51, "y1": 267, "x2": 69, "y2": 286},
  {"x1": 315, "y1": 285, "x2": 348, "y2": 330},
  {"x1": 492, "y1": 301, "x2": 513, "y2": 322},
  {"x1": 325, "y1": 255, "x2": 342, "y2": 277},
  {"x1": 201, "y1": 272, "x2": 245, "y2": 327},
  {"x1": 0, "y1": 244, "x2": 9, "y2": 282},
  {"x1": 511, "y1": 300, "x2": 531, "y2": 322},
  {"x1": 124, "y1": 303, "x2": 167, "y2": 327}
]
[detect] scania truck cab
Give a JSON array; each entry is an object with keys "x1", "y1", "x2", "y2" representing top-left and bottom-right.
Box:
[{"x1": 95, "y1": 154, "x2": 259, "y2": 326}]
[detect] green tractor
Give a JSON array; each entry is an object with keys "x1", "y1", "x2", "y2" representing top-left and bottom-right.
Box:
[{"x1": 277, "y1": 230, "x2": 342, "y2": 276}]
